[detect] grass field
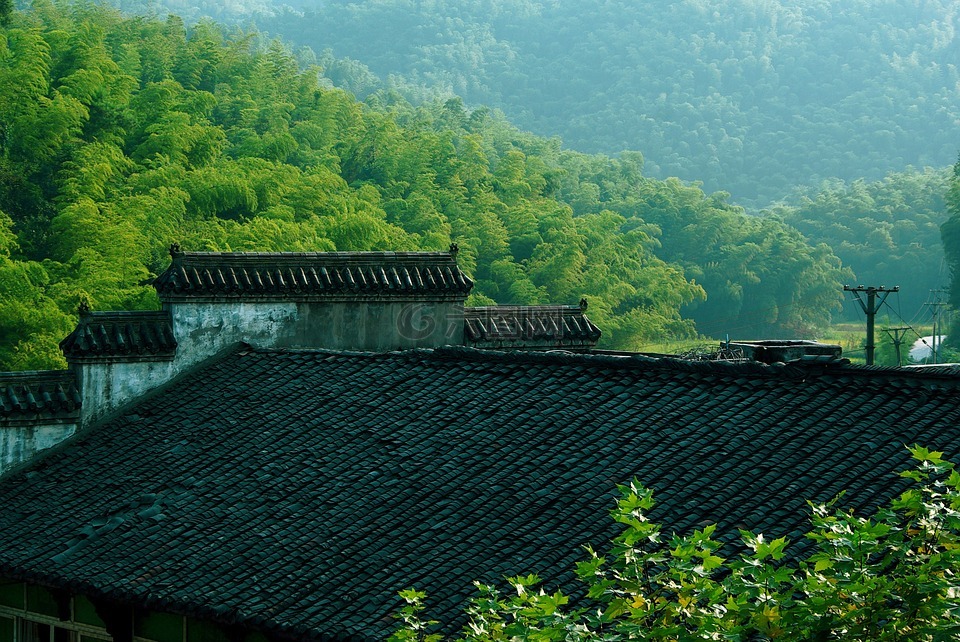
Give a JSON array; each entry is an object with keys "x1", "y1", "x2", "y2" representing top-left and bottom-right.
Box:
[
  {"x1": 817, "y1": 323, "x2": 867, "y2": 363},
  {"x1": 638, "y1": 321, "x2": 937, "y2": 365}
]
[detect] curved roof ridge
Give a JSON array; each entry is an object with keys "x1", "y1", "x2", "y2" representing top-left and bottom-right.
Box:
[
  {"x1": 289, "y1": 345, "x2": 960, "y2": 388},
  {"x1": 60, "y1": 309, "x2": 177, "y2": 361},
  {"x1": 154, "y1": 248, "x2": 473, "y2": 301},
  {"x1": 0, "y1": 369, "x2": 81, "y2": 419}
]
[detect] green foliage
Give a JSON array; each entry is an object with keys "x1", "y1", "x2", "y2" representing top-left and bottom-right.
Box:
[
  {"x1": 941, "y1": 157, "x2": 960, "y2": 346},
  {"x1": 550, "y1": 156, "x2": 847, "y2": 338},
  {"x1": 0, "y1": 211, "x2": 73, "y2": 370},
  {"x1": 391, "y1": 446, "x2": 960, "y2": 641}
]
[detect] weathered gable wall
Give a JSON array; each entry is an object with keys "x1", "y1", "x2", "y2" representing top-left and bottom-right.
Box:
[
  {"x1": 168, "y1": 300, "x2": 464, "y2": 373},
  {"x1": 1, "y1": 250, "x2": 475, "y2": 475},
  {"x1": 73, "y1": 360, "x2": 177, "y2": 426},
  {"x1": 0, "y1": 421, "x2": 77, "y2": 474}
]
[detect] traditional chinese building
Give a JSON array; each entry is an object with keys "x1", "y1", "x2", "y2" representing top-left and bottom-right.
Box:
[{"x1": 0, "y1": 248, "x2": 957, "y2": 642}]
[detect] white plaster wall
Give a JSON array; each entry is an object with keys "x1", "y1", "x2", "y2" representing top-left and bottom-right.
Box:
[
  {"x1": 72, "y1": 298, "x2": 466, "y2": 428},
  {"x1": 170, "y1": 302, "x2": 300, "y2": 373},
  {"x1": 77, "y1": 360, "x2": 176, "y2": 425},
  {"x1": 0, "y1": 422, "x2": 77, "y2": 475},
  {"x1": 294, "y1": 300, "x2": 464, "y2": 351},
  {"x1": 169, "y1": 299, "x2": 463, "y2": 361}
]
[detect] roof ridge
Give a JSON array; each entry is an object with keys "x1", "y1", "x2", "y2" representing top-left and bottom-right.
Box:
[
  {"x1": 433, "y1": 347, "x2": 960, "y2": 387},
  {"x1": 60, "y1": 309, "x2": 177, "y2": 361},
  {"x1": 154, "y1": 249, "x2": 473, "y2": 301},
  {"x1": 246, "y1": 346, "x2": 960, "y2": 389},
  {"x1": 171, "y1": 250, "x2": 460, "y2": 264},
  {"x1": 463, "y1": 304, "x2": 602, "y2": 347},
  {"x1": 427, "y1": 345, "x2": 776, "y2": 373},
  {"x1": 0, "y1": 370, "x2": 81, "y2": 420},
  {"x1": 0, "y1": 369, "x2": 75, "y2": 382}
]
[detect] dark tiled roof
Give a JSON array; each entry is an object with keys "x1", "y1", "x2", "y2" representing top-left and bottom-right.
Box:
[
  {"x1": 153, "y1": 250, "x2": 473, "y2": 301},
  {"x1": 1, "y1": 349, "x2": 960, "y2": 640},
  {"x1": 464, "y1": 305, "x2": 602, "y2": 348},
  {"x1": 0, "y1": 370, "x2": 80, "y2": 421},
  {"x1": 59, "y1": 311, "x2": 177, "y2": 361}
]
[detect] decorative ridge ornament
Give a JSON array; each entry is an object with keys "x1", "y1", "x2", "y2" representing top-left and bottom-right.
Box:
[
  {"x1": 152, "y1": 250, "x2": 474, "y2": 303},
  {"x1": 59, "y1": 310, "x2": 177, "y2": 362},
  {"x1": 169, "y1": 242, "x2": 185, "y2": 268},
  {"x1": 463, "y1": 303, "x2": 602, "y2": 348}
]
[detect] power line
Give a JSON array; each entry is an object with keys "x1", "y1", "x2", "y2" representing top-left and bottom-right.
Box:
[
  {"x1": 877, "y1": 291, "x2": 948, "y2": 365},
  {"x1": 844, "y1": 285, "x2": 899, "y2": 365}
]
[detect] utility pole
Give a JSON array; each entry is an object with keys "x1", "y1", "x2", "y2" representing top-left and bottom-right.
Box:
[
  {"x1": 924, "y1": 288, "x2": 949, "y2": 364},
  {"x1": 844, "y1": 285, "x2": 899, "y2": 365},
  {"x1": 881, "y1": 326, "x2": 911, "y2": 366}
]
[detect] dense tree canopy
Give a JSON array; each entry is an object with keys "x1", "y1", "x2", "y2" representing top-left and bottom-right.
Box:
[
  {"x1": 940, "y1": 156, "x2": 960, "y2": 345},
  {"x1": 0, "y1": 2, "x2": 908, "y2": 370},
  {"x1": 0, "y1": 4, "x2": 657, "y2": 368},
  {"x1": 773, "y1": 167, "x2": 951, "y2": 322}
]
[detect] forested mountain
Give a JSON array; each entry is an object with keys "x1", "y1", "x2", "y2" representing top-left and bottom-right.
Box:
[
  {"x1": 183, "y1": 0, "x2": 960, "y2": 210},
  {"x1": 939, "y1": 159, "x2": 960, "y2": 343},
  {"x1": 0, "y1": 2, "x2": 856, "y2": 370}
]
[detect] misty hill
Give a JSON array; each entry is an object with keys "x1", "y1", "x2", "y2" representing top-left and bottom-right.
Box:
[
  {"x1": 773, "y1": 168, "x2": 951, "y2": 322},
  {"x1": 192, "y1": 0, "x2": 960, "y2": 210}
]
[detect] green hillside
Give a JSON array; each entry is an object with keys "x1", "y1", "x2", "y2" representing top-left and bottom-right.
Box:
[
  {"x1": 0, "y1": 3, "x2": 855, "y2": 370},
  {"x1": 775, "y1": 168, "x2": 951, "y2": 321},
  {"x1": 97, "y1": 0, "x2": 959, "y2": 322}
]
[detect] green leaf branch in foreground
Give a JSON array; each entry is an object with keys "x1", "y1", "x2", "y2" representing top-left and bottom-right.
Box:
[{"x1": 391, "y1": 446, "x2": 960, "y2": 641}]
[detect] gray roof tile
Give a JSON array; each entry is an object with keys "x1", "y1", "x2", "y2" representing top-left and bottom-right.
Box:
[
  {"x1": 0, "y1": 370, "x2": 80, "y2": 421},
  {"x1": 59, "y1": 311, "x2": 176, "y2": 361},
  {"x1": 154, "y1": 250, "x2": 472, "y2": 301},
  {"x1": 1, "y1": 349, "x2": 960, "y2": 640}
]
